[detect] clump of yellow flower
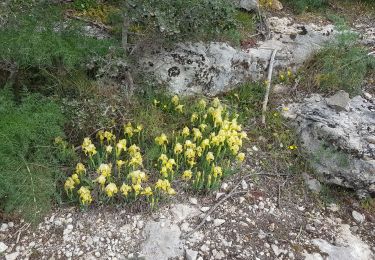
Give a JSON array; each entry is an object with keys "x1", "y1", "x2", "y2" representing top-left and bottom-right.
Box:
[
  {"x1": 105, "y1": 183, "x2": 118, "y2": 197},
  {"x1": 77, "y1": 186, "x2": 92, "y2": 205},
  {"x1": 82, "y1": 137, "x2": 97, "y2": 156}
]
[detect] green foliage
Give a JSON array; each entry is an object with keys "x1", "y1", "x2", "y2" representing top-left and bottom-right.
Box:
[
  {"x1": 73, "y1": 0, "x2": 98, "y2": 11},
  {"x1": 283, "y1": 0, "x2": 328, "y2": 13},
  {"x1": 302, "y1": 31, "x2": 375, "y2": 96},
  {"x1": 0, "y1": 89, "x2": 66, "y2": 224},
  {"x1": 125, "y1": 0, "x2": 238, "y2": 42}
]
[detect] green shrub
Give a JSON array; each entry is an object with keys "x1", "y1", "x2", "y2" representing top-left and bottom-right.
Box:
[
  {"x1": 0, "y1": 89, "x2": 66, "y2": 224},
  {"x1": 283, "y1": 0, "x2": 328, "y2": 13},
  {"x1": 301, "y1": 25, "x2": 375, "y2": 96},
  {"x1": 125, "y1": 0, "x2": 238, "y2": 42}
]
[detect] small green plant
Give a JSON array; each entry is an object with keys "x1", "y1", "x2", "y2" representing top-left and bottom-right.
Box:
[
  {"x1": 283, "y1": 0, "x2": 328, "y2": 13},
  {"x1": 0, "y1": 89, "x2": 66, "y2": 224},
  {"x1": 301, "y1": 23, "x2": 375, "y2": 96}
]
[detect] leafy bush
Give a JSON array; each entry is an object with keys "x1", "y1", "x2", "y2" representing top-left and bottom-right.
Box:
[
  {"x1": 282, "y1": 0, "x2": 328, "y2": 13},
  {"x1": 301, "y1": 24, "x2": 375, "y2": 96},
  {"x1": 125, "y1": 0, "x2": 238, "y2": 42},
  {"x1": 0, "y1": 89, "x2": 66, "y2": 223}
]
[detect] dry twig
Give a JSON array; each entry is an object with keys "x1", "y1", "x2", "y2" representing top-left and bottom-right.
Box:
[
  {"x1": 261, "y1": 49, "x2": 278, "y2": 125},
  {"x1": 184, "y1": 176, "x2": 250, "y2": 238}
]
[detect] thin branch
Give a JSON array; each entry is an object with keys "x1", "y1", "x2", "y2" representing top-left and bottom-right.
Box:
[
  {"x1": 261, "y1": 49, "x2": 278, "y2": 125},
  {"x1": 184, "y1": 176, "x2": 250, "y2": 238}
]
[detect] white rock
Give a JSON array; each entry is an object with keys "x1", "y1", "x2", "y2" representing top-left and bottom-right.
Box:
[
  {"x1": 200, "y1": 207, "x2": 210, "y2": 212},
  {"x1": 221, "y1": 183, "x2": 229, "y2": 191},
  {"x1": 200, "y1": 244, "x2": 209, "y2": 253},
  {"x1": 328, "y1": 203, "x2": 340, "y2": 212},
  {"x1": 0, "y1": 223, "x2": 8, "y2": 232},
  {"x1": 0, "y1": 242, "x2": 8, "y2": 253},
  {"x1": 352, "y1": 211, "x2": 365, "y2": 224},
  {"x1": 241, "y1": 180, "x2": 248, "y2": 190},
  {"x1": 137, "y1": 220, "x2": 144, "y2": 229},
  {"x1": 239, "y1": 197, "x2": 246, "y2": 204},
  {"x1": 213, "y1": 219, "x2": 225, "y2": 227},
  {"x1": 189, "y1": 198, "x2": 198, "y2": 205},
  {"x1": 216, "y1": 192, "x2": 225, "y2": 200},
  {"x1": 5, "y1": 252, "x2": 19, "y2": 260},
  {"x1": 252, "y1": 146, "x2": 259, "y2": 152},
  {"x1": 185, "y1": 248, "x2": 198, "y2": 260},
  {"x1": 7, "y1": 222, "x2": 13, "y2": 228},
  {"x1": 95, "y1": 251, "x2": 101, "y2": 257}
]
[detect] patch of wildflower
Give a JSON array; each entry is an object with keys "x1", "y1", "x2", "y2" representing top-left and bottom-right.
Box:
[
  {"x1": 64, "y1": 122, "x2": 176, "y2": 208},
  {"x1": 153, "y1": 96, "x2": 248, "y2": 190}
]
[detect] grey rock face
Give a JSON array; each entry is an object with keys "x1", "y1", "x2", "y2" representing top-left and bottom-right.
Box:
[
  {"x1": 141, "y1": 17, "x2": 334, "y2": 96},
  {"x1": 304, "y1": 224, "x2": 373, "y2": 260},
  {"x1": 140, "y1": 219, "x2": 183, "y2": 260},
  {"x1": 233, "y1": 0, "x2": 259, "y2": 11},
  {"x1": 283, "y1": 91, "x2": 375, "y2": 195}
]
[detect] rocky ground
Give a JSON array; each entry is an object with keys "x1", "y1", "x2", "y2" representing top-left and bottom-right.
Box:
[
  {"x1": 1, "y1": 2, "x2": 374, "y2": 260},
  {"x1": 0, "y1": 147, "x2": 374, "y2": 260}
]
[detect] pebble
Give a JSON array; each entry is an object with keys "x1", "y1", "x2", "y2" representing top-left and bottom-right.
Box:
[
  {"x1": 5, "y1": 252, "x2": 19, "y2": 260},
  {"x1": 200, "y1": 207, "x2": 210, "y2": 212},
  {"x1": 0, "y1": 242, "x2": 8, "y2": 253},
  {"x1": 216, "y1": 192, "x2": 225, "y2": 200},
  {"x1": 252, "y1": 146, "x2": 259, "y2": 152},
  {"x1": 185, "y1": 248, "x2": 198, "y2": 260},
  {"x1": 221, "y1": 183, "x2": 229, "y2": 191},
  {"x1": 352, "y1": 210, "x2": 365, "y2": 224},
  {"x1": 0, "y1": 223, "x2": 8, "y2": 232},
  {"x1": 189, "y1": 198, "x2": 198, "y2": 205},
  {"x1": 213, "y1": 219, "x2": 225, "y2": 226},
  {"x1": 328, "y1": 203, "x2": 340, "y2": 212},
  {"x1": 95, "y1": 251, "x2": 101, "y2": 257},
  {"x1": 239, "y1": 197, "x2": 246, "y2": 204},
  {"x1": 200, "y1": 244, "x2": 209, "y2": 253},
  {"x1": 241, "y1": 180, "x2": 248, "y2": 190}
]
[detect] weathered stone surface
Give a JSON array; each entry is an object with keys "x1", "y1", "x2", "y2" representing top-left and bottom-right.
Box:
[
  {"x1": 283, "y1": 91, "x2": 375, "y2": 195},
  {"x1": 141, "y1": 17, "x2": 334, "y2": 96},
  {"x1": 326, "y1": 90, "x2": 350, "y2": 111},
  {"x1": 304, "y1": 224, "x2": 374, "y2": 260},
  {"x1": 140, "y1": 219, "x2": 183, "y2": 260},
  {"x1": 233, "y1": 0, "x2": 259, "y2": 11}
]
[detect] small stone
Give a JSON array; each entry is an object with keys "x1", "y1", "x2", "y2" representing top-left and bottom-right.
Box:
[
  {"x1": 221, "y1": 183, "x2": 229, "y2": 191},
  {"x1": 65, "y1": 251, "x2": 72, "y2": 258},
  {"x1": 0, "y1": 242, "x2": 8, "y2": 253},
  {"x1": 306, "y1": 224, "x2": 315, "y2": 232},
  {"x1": 239, "y1": 197, "x2": 246, "y2": 204},
  {"x1": 326, "y1": 90, "x2": 350, "y2": 111},
  {"x1": 269, "y1": 223, "x2": 275, "y2": 232},
  {"x1": 200, "y1": 207, "x2": 210, "y2": 212},
  {"x1": 252, "y1": 146, "x2": 259, "y2": 152},
  {"x1": 200, "y1": 244, "x2": 209, "y2": 253},
  {"x1": 298, "y1": 206, "x2": 305, "y2": 211},
  {"x1": 5, "y1": 252, "x2": 19, "y2": 260},
  {"x1": 189, "y1": 198, "x2": 198, "y2": 205},
  {"x1": 0, "y1": 223, "x2": 8, "y2": 232},
  {"x1": 302, "y1": 173, "x2": 322, "y2": 193},
  {"x1": 241, "y1": 180, "x2": 248, "y2": 190},
  {"x1": 216, "y1": 192, "x2": 225, "y2": 200},
  {"x1": 213, "y1": 219, "x2": 225, "y2": 226},
  {"x1": 364, "y1": 92, "x2": 372, "y2": 100},
  {"x1": 258, "y1": 202, "x2": 265, "y2": 210},
  {"x1": 7, "y1": 222, "x2": 14, "y2": 228},
  {"x1": 136, "y1": 220, "x2": 144, "y2": 229},
  {"x1": 328, "y1": 203, "x2": 340, "y2": 212},
  {"x1": 185, "y1": 248, "x2": 198, "y2": 260},
  {"x1": 95, "y1": 252, "x2": 101, "y2": 257},
  {"x1": 352, "y1": 210, "x2": 365, "y2": 224}
]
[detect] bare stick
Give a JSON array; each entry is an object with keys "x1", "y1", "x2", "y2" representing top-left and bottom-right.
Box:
[
  {"x1": 184, "y1": 177, "x2": 250, "y2": 238},
  {"x1": 261, "y1": 49, "x2": 278, "y2": 125}
]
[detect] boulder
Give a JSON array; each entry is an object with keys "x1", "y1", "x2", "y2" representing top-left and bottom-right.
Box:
[
  {"x1": 283, "y1": 91, "x2": 375, "y2": 196},
  {"x1": 233, "y1": 0, "x2": 259, "y2": 11},
  {"x1": 141, "y1": 17, "x2": 335, "y2": 96}
]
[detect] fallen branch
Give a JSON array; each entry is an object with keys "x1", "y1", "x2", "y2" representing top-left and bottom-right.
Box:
[
  {"x1": 261, "y1": 49, "x2": 278, "y2": 125},
  {"x1": 184, "y1": 177, "x2": 249, "y2": 238}
]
